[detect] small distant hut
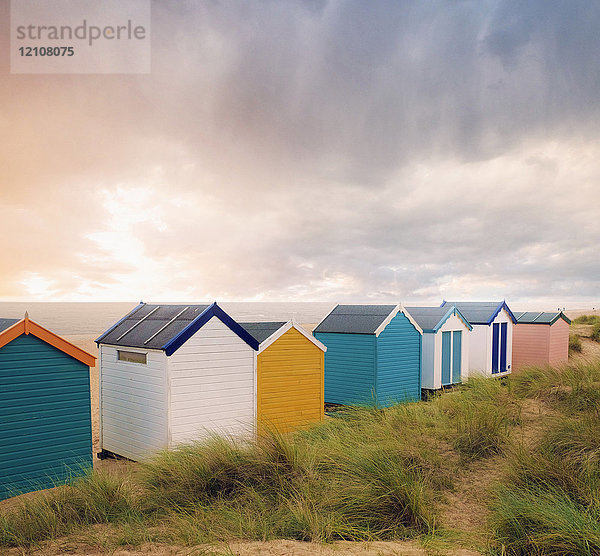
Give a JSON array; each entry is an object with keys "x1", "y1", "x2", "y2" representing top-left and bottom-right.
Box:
[
  {"x1": 441, "y1": 301, "x2": 517, "y2": 376},
  {"x1": 313, "y1": 304, "x2": 422, "y2": 407},
  {"x1": 405, "y1": 306, "x2": 472, "y2": 390},
  {"x1": 239, "y1": 321, "x2": 326, "y2": 433},
  {"x1": 0, "y1": 314, "x2": 95, "y2": 500},
  {"x1": 512, "y1": 311, "x2": 571, "y2": 370}
]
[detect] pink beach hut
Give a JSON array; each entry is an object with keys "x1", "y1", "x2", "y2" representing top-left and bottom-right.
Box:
[{"x1": 512, "y1": 311, "x2": 571, "y2": 370}]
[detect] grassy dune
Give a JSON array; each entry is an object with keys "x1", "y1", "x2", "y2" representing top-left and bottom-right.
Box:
[{"x1": 2, "y1": 357, "x2": 600, "y2": 554}]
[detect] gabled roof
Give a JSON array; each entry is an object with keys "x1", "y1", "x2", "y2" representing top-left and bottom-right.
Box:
[
  {"x1": 313, "y1": 304, "x2": 422, "y2": 336},
  {"x1": 513, "y1": 311, "x2": 571, "y2": 325},
  {"x1": 405, "y1": 305, "x2": 472, "y2": 333},
  {"x1": 440, "y1": 300, "x2": 517, "y2": 325},
  {"x1": 96, "y1": 302, "x2": 259, "y2": 354},
  {"x1": 0, "y1": 314, "x2": 96, "y2": 367},
  {"x1": 240, "y1": 320, "x2": 327, "y2": 354}
]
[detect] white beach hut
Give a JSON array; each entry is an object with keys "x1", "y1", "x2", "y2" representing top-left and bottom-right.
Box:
[
  {"x1": 96, "y1": 302, "x2": 260, "y2": 461},
  {"x1": 405, "y1": 306, "x2": 472, "y2": 390},
  {"x1": 440, "y1": 301, "x2": 517, "y2": 377}
]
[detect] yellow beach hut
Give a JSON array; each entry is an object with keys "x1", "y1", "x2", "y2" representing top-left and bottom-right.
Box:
[{"x1": 240, "y1": 321, "x2": 327, "y2": 433}]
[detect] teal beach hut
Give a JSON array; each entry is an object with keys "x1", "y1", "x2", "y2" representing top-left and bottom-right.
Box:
[
  {"x1": 313, "y1": 304, "x2": 422, "y2": 407},
  {"x1": 0, "y1": 314, "x2": 95, "y2": 500}
]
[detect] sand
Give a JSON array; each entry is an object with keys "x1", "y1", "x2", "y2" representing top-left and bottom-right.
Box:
[
  {"x1": 63, "y1": 336, "x2": 102, "y2": 456},
  {"x1": 4, "y1": 539, "x2": 481, "y2": 556}
]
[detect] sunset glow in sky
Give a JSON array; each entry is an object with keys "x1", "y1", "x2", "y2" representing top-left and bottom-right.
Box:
[{"x1": 1, "y1": 1, "x2": 599, "y2": 306}]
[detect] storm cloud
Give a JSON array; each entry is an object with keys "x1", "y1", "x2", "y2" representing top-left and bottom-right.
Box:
[{"x1": 1, "y1": 0, "x2": 599, "y2": 306}]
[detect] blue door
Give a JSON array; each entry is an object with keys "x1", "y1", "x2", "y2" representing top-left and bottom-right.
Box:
[
  {"x1": 452, "y1": 331, "x2": 462, "y2": 383},
  {"x1": 500, "y1": 322, "x2": 507, "y2": 372},
  {"x1": 492, "y1": 323, "x2": 499, "y2": 374},
  {"x1": 442, "y1": 331, "x2": 451, "y2": 385}
]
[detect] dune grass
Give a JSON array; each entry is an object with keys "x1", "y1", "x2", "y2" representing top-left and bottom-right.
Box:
[
  {"x1": 573, "y1": 315, "x2": 600, "y2": 325},
  {"x1": 142, "y1": 408, "x2": 452, "y2": 543},
  {"x1": 2, "y1": 384, "x2": 512, "y2": 549},
  {"x1": 490, "y1": 359, "x2": 600, "y2": 554},
  {"x1": 491, "y1": 484, "x2": 600, "y2": 555},
  {"x1": 436, "y1": 376, "x2": 520, "y2": 460},
  {"x1": 0, "y1": 470, "x2": 142, "y2": 546},
  {"x1": 570, "y1": 332, "x2": 583, "y2": 353},
  {"x1": 509, "y1": 359, "x2": 600, "y2": 414},
  {"x1": 1, "y1": 373, "x2": 520, "y2": 551},
  {"x1": 5, "y1": 361, "x2": 600, "y2": 554}
]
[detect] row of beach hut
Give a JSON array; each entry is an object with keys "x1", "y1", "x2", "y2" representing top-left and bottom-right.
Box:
[{"x1": 0, "y1": 300, "x2": 571, "y2": 499}]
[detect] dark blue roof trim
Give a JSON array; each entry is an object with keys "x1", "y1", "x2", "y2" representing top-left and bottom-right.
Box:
[
  {"x1": 488, "y1": 301, "x2": 517, "y2": 325},
  {"x1": 162, "y1": 302, "x2": 260, "y2": 356},
  {"x1": 95, "y1": 302, "x2": 145, "y2": 344}
]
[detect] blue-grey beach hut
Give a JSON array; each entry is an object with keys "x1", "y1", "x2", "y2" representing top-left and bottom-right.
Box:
[
  {"x1": 405, "y1": 306, "x2": 472, "y2": 390},
  {"x1": 313, "y1": 304, "x2": 422, "y2": 406},
  {"x1": 0, "y1": 314, "x2": 95, "y2": 500}
]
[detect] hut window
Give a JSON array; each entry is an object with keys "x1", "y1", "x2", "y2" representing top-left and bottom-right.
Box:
[{"x1": 117, "y1": 350, "x2": 147, "y2": 364}]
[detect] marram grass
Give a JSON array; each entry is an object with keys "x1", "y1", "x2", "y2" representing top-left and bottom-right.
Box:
[
  {"x1": 0, "y1": 469, "x2": 141, "y2": 546},
  {"x1": 490, "y1": 361, "x2": 600, "y2": 554},
  {"x1": 8, "y1": 360, "x2": 600, "y2": 551}
]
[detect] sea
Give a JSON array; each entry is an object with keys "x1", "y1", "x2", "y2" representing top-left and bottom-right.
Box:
[{"x1": 0, "y1": 302, "x2": 335, "y2": 338}]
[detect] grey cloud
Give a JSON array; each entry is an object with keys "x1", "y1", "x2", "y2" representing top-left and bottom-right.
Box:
[
  {"x1": 144, "y1": 0, "x2": 600, "y2": 185},
  {"x1": 1, "y1": 0, "x2": 599, "y2": 304}
]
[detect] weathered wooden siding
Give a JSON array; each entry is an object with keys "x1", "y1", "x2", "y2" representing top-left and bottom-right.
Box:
[
  {"x1": 316, "y1": 332, "x2": 377, "y2": 405},
  {"x1": 549, "y1": 319, "x2": 569, "y2": 366},
  {"x1": 256, "y1": 327, "x2": 324, "y2": 433},
  {"x1": 99, "y1": 345, "x2": 168, "y2": 461},
  {"x1": 0, "y1": 334, "x2": 92, "y2": 500},
  {"x1": 512, "y1": 324, "x2": 550, "y2": 370},
  {"x1": 167, "y1": 317, "x2": 255, "y2": 444},
  {"x1": 376, "y1": 311, "x2": 421, "y2": 405}
]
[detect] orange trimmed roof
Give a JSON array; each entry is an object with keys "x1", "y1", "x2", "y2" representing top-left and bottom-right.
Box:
[{"x1": 0, "y1": 314, "x2": 96, "y2": 367}]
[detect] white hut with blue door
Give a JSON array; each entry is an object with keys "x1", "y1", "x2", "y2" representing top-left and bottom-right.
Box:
[
  {"x1": 313, "y1": 304, "x2": 422, "y2": 407},
  {"x1": 440, "y1": 301, "x2": 517, "y2": 376},
  {"x1": 96, "y1": 302, "x2": 260, "y2": 461},
  {"x1": 405, "y1": 306, "x2": 472, "y2": 390}
]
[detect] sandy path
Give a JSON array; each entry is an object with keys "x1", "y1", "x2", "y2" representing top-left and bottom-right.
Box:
[{"x1": 5, "y1": 539, "x2": 481, "y2": 556}]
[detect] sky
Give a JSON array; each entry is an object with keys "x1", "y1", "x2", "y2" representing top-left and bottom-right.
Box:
[{"x1": 1, "y1": 0, "x2": 599, "y2": 307}]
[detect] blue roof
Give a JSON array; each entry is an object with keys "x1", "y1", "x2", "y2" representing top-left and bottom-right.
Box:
[
  {"x1": 440, "y1": 301, "x2": 517, "y2": 325},
  {"x1": 405, "y1": 306, "x2": 472, "y2": 332},
  {"x1": 96, "y1": 302, "x2": 259, "y2": 354}
]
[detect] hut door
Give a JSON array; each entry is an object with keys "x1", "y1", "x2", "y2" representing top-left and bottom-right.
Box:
[
  {"x1": 442, "y1": 331, "x2": 451, "y2": 385},
  {"x1": 492, "y1": 323, "x2": 499, "y2": 374},
  {"x1": 452, "y1": 331, "x2": 462, "y2": 383},
  {"x1": 500, "y1": 323, "x2": 507, "y2": 372}
]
